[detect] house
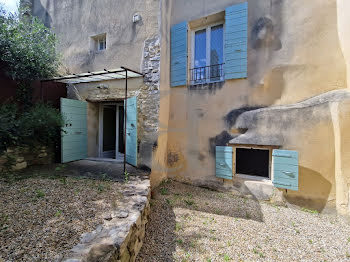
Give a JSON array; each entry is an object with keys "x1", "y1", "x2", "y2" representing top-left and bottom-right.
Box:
[{"x1": 30, "y1": 0, "x2": 350, "y2": 215}]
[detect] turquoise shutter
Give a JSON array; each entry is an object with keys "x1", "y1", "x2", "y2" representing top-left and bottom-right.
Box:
[
  {"x1": 171, "y1": 21, "x2": 188, "y2": 87},
  {"x1": 216, "y1": 146, "x2": 233, "y2": 179},
  {"x1": 125, "y1": 96, "x2": 138, "y2": 166},
  {"x1": 224, "y1": 2, "x2": 248, "y2": 80},
  {"x1": 272, "y1": 149, "x2": 299, "y2": 191},
  {"x1": 60, "y1": 98, "x2": 87, "y2": 163}
]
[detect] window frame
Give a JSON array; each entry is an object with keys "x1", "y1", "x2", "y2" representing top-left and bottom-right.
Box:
[
  {"x1": 190, "y1": 22, "x2": 225, "y2": 84},
  {"x1": 97, "y1": 36, "x2": 107, "y2": 51}
]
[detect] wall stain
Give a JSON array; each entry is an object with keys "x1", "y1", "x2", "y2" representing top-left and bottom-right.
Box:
[
  {"x1": 224, "y1": 106, "x2": 264, "y2": 129},
  {"x1": 188, "y1": 81, "x2": 224, "y2": 94},
  {"x1": 209, "y1": 131, "x2": 233, "y2": 156},
  {"x1": 251, "y1": 17, "x2": 281, "y2": 51},
  {"x1": 167, "y1": 151, "x2": 179, "y2": 167}
]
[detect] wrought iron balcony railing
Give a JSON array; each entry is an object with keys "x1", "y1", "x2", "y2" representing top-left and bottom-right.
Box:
[{"x1": 190, "y1": 63, "x2": 224, "y2": 84}]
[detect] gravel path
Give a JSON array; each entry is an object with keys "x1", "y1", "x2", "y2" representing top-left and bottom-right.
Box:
[
  {"x1": 137, "y1": 180, "x2": 350, "y2": 262},
  {"x1": 0, "y1": 165, "x2": 125, "y2": 262}
]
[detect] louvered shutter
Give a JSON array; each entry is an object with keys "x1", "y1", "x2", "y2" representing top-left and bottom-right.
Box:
[
  {"x1": 224, "y1": 2, "x2": 248, "y2": 80},
  {"x1": 216, "y1": 146, "x2": 233, "y2": 179},
  {"x1": 272, "y1": 150, "x2": 299, "y2": 191},
  {"x1": 170, "y1": 21, "x2": 188, "y2": 87}
]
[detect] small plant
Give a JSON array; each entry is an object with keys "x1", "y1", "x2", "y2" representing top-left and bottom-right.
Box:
[
  {"x1": 295, "y1": 229, "x2": 300, "y2": 234},
  {"x1": 60, "y1": 177, "x2": 67, "y2": 185},
  {"x1": 175, "y1": 222, "x2": 182, "y2": 231},
  {"x1": 184, "y1": 199, "x2": 194, "y2": 206},
  {"x1": 176, "y1": 239, "x2": 183, "y2": 245},
  {"x1": 309, "y1": 239, "x2": 313, "y2": 244},
  {"x1": 124, "y1": 171, "x2": 129, "y2": 182},
  {"x1": 55, "y1": 210, "x2": 62, "y2": 217},
  {"x1": 347, "y1": 237, "x2": 350, "y2": 243},
  {"x1": 206, "y1": 258, "x2": 212, "y2": 262},
  {"x1": 245, "y1": 212, "x2": 251, "y2": 219},
  {"x1": 301, "y1": 207, "x2": 318, "y2": 214},
  {"x1": 35, "y1": 189, "x2": 45, "y2": 198},
  {"x1": 101, "y1": 173, "x2": 108, "y2": 181},
  {"x1": 97, "y1": 184, "x2": 104, "y2": 193},
  {"x1": 160, "y1": 188, "x2": 168, "y2": 195},
  {"x1": 165, "y1": 198, "x2": 174, "y2": 206},
  {"x1": 223, "y1": 254, "x2": 231, "y2": 261}
]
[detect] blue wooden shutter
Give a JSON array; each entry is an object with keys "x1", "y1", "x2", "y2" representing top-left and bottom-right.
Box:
[
  {"x1": 272, "y1": 149, "x2": 299, "y2": 191},
  {"x1": 216, "y1": 146, "x2": 233, "y2": 179},
  {"x1": 60, "y1": 98, "x2": 87, "y2": 163},
  {"x1": 224, "y1": 2, "x2": 248, "y2": 80},
  {"x1": 171, "y1": 21, "x2": 188, "y2": 87},
  {"x1": 125, "y1": 96, "x2": 138, "y2": 166}
]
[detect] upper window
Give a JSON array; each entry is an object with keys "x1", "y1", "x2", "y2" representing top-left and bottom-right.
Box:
[
  {"x1": 91, "y1": 33, "x2": 107, "y2": 52},
  {"x1": 191, "y1": 24, "x2": 224, "y2": 84},
  {"x1": 98, "y1": 37, "x2": 106, "y2": 51}
]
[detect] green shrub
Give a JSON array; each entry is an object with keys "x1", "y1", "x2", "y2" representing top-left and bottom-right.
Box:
[{"x1": 0, "y1": 103, "x2": 64, "y2": 153}]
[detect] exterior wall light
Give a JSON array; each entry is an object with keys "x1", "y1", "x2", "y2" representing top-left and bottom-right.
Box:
[{"x1": 133, "y1": 13, "x2": 141, "y2": 23}]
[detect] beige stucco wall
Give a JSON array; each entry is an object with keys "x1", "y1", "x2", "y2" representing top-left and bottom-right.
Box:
[
  {"x1": 30, "y1": 0, "x2": 159, "y2": 73},
  {"x1": 155, "y1": 0, "x2": 350, "y2": 214}
]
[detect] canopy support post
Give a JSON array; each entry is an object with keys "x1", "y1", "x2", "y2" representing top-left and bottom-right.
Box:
[{"x1": 124, "y1": 69, "x2": 128, "y2": 174}]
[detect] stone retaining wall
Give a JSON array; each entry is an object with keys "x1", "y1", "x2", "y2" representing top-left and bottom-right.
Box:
[
  {"x1": 0, "y1": 146, "x2": 54, "y2": 173},
  {"x1": 64, "y1": 176, "x2": 150, "y2": 262}
]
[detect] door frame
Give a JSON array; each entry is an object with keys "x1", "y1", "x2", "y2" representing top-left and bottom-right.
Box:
[{"x1": 98, "y1": 102, "x2": 124, "y2": 159}]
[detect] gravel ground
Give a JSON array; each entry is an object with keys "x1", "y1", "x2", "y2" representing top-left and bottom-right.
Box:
[
  {"x1": 0, "y1": 164, "x2": 125, "y2": 262},
  {"x1": 137, "y1": 180, "x2": 350, "y2": 262}
]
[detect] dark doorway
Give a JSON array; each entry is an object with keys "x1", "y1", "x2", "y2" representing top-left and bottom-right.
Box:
[
  {"x1": 102, "y1": 105, "x2": 116, "y2": 157},
  {"x1": 236, "y1": 148, "x2": 269, "y2": 178}
]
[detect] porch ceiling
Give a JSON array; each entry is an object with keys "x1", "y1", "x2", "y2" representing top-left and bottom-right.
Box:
[{"x1": 42, "y1": 67, "x2": 143, "y2": 84}]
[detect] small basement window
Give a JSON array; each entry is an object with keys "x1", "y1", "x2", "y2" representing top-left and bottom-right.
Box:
[{"x1": 236, "y1": 148, "x2": 270, "y2": 178}]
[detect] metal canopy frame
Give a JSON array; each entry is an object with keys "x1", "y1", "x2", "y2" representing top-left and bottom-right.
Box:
[{"x1": 41, "y1": 66, "x2": 143, "y2": 174}]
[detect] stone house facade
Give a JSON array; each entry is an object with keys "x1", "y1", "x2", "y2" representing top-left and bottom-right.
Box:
[{"x1": 30, "y1": 0, "x2": 350, "y2": 215}]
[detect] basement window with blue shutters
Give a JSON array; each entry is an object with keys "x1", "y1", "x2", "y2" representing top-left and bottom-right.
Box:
[{"x1": 191, "y1": 24, "x2": 224, "y2": 85}]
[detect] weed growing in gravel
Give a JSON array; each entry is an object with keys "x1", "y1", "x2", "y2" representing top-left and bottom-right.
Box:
[
  {"x1": 184, "y1": 199, "x2": 194, "y2": 206},
  {"x1": 347, "y1": 237, "x2": 350, "y2": 243},
  {"x1": 60, "y1": 177, "x2": 67, "y2": 185},
  {"x1": 176, "y1": 239, "x2": 183, "y2": 245},
  {"x1": 206, "y1": 258, "x2": 212, "y2": 262},
  {"x1": 97, "y1": 184, "x2": 104, "y2": 193},
  {"x1": 35, "y1": 189, "x2": 45, "y2": 198},
  {"x1": 309, "y1": 239, "x2": 313, "y2": 244},
  {"x1": 175, "y1": 222, "x2": 182, "y2": 231},
  {"x1": 55, "y1": 210, "x2": 62, "y2": 217},
  {"x1": 160, "y1": 188, "x2": 168, "y2": 195},
  {"x1": 165, "y1": 198, "x2": 174, "y2": 206},
  {"x1": 55, "y1": 164, "x2": 66, "y2": 172},
  {"x1": 223, "y1": 253, "x2": 231, "y2": 261},
  {"x1": 100, "y1": 173, "x2": 108, "y2": 181},
  {"x1": 124, "y1": 171, "x2": 129, "y2": 183},
  {"x1": 301, "y1": 207, "x2": 318, "y2": 214}
]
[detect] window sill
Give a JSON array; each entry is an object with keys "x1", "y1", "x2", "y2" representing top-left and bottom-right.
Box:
[{"x1": 235, "y1": 173, "x2": 272, "y2": 184}]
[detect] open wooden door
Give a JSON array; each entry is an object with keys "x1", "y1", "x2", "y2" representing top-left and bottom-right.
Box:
[
  {"x1": 125, "y1": 96, "x2": 137, "y2": 166},
  {"x1": 60, "y1": 98, "x2": 87, "y2": 163}
]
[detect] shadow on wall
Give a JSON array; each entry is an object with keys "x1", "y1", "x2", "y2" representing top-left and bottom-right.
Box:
[
  {"x1": 283, "y1": 166, "x2": 332, "y2": 213},
  {"x1": 32, "y1": 0, "x2": 52, "y2": 28},
  {"x1": 137, "y1": 180, "x2": 264, "y2": 261}
]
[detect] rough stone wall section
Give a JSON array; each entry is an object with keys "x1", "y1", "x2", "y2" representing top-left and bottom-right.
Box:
[
  {"x1": 138, "y1": 36, "x2": 161, "y2": 167},
  {"x1": 0, "y1": 146, "x2": 54, "y2": 173},
  {"x1": 63, "y1": 176, "x2": 150, "y2": 262}
]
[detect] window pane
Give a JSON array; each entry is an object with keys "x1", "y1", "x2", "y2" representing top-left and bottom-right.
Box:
[
  {"x1": 194, "y1": 29, "x2": 206, "y2": 68},
  {"x1": 194, "y1": 29, "x2": 206, "y2": 81},
  {"x1": 210, "y1": 25, "x2": 223, "y2": 65},
  {"x1": 210, "y1": 24, "x2": 223, "y2": 79}
]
